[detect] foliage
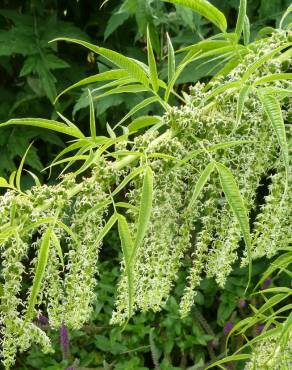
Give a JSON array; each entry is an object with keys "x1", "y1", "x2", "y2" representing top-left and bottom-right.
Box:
[
  {"x1": 0, "y1": 0, "x2": 290, "y2": 179},
  {"x1": 0, "y1": 1, "x2": 291, "y2": 369}
]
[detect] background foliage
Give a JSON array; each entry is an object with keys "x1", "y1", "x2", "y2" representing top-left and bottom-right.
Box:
[{"x1": 0, "y1": 1, "x2": 290, "y2": 369}]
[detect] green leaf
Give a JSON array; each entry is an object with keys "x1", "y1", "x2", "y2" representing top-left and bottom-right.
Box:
[
  {"x1": 128, "y1": 116, "x2": 162, "y2": 134},
  {"x1": 147, "y1": 27, "x2": 159, "y2": 93},
  {"x1": 16, "y1": 142, "x2": 34, "y2": 191},
  {"x1": 243, "y1": 15, "x2": 250, "y2": 45},
  {"x1": 166, "y1": 33, "x2": 175, "y2": 83},
  {"x1": 254, "y1": 73, "x2": 292, "y2": 86},
  {"x1": 51, "y1": 231, "x2": 64, "y2": 270},
  {"x1": 188, "y1": 162, "x2": 215, "y2": 210},
  {"x1": 95, "y1": 213, "x2": 118, "y2": 245},
  {"x1": 55, "y1": 69, "x2": 129, "y2": 102},
  {"x1": 235, "y1": 0, "x2": 247, "y2": 40},
  {"x1": 88, "y1": 90, "x2": 96, "y2": 140},
  {"x1": 51, "y1": 38, "x2": 150, "y2": 87},
  {"x1": 215, "y1": 162, "x2": 252, "y2": 289},
  {"x1": 258, "y1": 93, "x2": 289, "y2": 180},
  {"x1": 114, "y1": 96, "x2": 160, "y2": 129},
  {"x1": 24, "y1": 170, "x2": 41, "y2": 187},
  {"x1": 117, "y1": 214, "x2": 134, "y2": 318},
  {"x1": 0, "y1": 177, "x2": 14, "y2": 189},
  {"x1": 25, "y1": 226, "x2": 53, "y2": 321},
  {"x1": 104, "y1": 11, "x2": 130, "y2": 40},
  {"x1": 204, "y1": 354, "x2": 251, "y2": 369},
  {"x1": 93, "y1": 84, "x2": 149, "y2": 101},
  {"x1": 111, "y1": 166, "x2": 146, "y2": 198},
  {"x1": 134, "y1": 166, "x2": 153, "y2": 256},
  {"x1": 0, "y1": 118, "x2": 84, "y2": 139},
  {"x1": 242, "y1": 43, "x2": 292, "y2": 82},
  {"x1": 279, "y1": 4, "x2": 292, "y2": 29},
  {"x1": 163, "y1": 0, "x2": 227, "y2": 32}
]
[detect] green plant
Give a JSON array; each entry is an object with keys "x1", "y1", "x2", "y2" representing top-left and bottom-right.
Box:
[{"x1": 0, "y1": 0, "x2": 291, "y2": 368}]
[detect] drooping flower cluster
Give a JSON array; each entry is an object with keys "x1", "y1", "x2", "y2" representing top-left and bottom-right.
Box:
[{"x1": 0, "y1": 29, "x2": 291, "y2": 367}]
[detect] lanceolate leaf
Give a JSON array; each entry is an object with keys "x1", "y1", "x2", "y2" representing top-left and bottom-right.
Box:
[
  {"x1": 166, "y1": 32, "x2": 175, "y2": 83},
  {"x1": 147, "y1": 27, "x2": 159, "y2": 93},
  {"x1": 51, "y1": 38, "x2": 149, "y2": 87},
  {"x1": 242, "y1": 43, "x2": 292, "y2": 82},
  {"x1": 259, "y1": 93, "x2": 289, "y2": 178},
  {"x1": 0, "y1": 118, "x2": 84, "y2": 139},
  {"x1": 134, "y1": 166, "x2": 153, "y2": 256},
  {"x1": 243, "y1": 15, "x2": 250, "y2": 45},
  {"x1": 188, "y1": 162, "x2": 215, "y2": 210},
  {"x1": 114, "y1": 96, "x2": 160, "y2": 129},
  {"x1": 235, "y1": 0, "x2": 247, "y2": 40},
  {"x1": 25, "y1": 226, "x2": 53, "y2": 321},
  {"x1": 16, "y1": 142, "x2": 34, "y2": 191},
  {"x1": 128, "y1": 116, "x2": 162, "y2": 134},
  {"x1": 55, "y1": 69, "x2": 129, "y2": 102},
  {"x1": 254, "y1": 73, "x2": 292, "y2": 86},
  {"x1": 95, "y1": 213, "x2": 118, "y2": 245},
  {"x1": 51, "y1": 231, "x2": 64, "y2": 270},
  {"x1": 215, "y1": 162, "x2": 252, "y2": 288},
  {"x1": 163, "y1": 0, "x2": 227, "y2": 32},
  {"x1": 88, "y1": 90, "x2": 96, "y2": 139},
  {"x1": 111, "y1": 166, "x2": 146, "y2": 198}
]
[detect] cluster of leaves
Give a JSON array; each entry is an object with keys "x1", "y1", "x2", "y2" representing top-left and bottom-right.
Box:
[
  {"x1": 0, "y1": 0, "x2": 291, "y2": 369},
  {"x1": 0, "y1": 0, "x2": 290, "y2": 179}
]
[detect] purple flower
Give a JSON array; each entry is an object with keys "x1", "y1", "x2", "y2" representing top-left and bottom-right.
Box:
[
  {"x1": 223, "y1": 321, "x2": 233, "y2": 335},
  {"x1": 256, "y1": 324, "x2": 265, "y2": 334},
  {"x1": 261, "y1": 277, "x2": 272, "y2": 290},
  {"x1": 60, "y1": 321, "x2": 70, "y2": 360},
  {"x1": 238, "y1": 299, "x2": 246, "y2": 308},
  {"x1": 37, "y1": 314, "x2": 49, "y2": 326}
]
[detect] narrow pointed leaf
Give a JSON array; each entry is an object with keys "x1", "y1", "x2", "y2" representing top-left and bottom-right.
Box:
[
  {"x1": 55, "y1": 69, "x2": 129, "y2": 101},
  {"x1": 134, "y1": 167, "x2": 153, "y2": 257},
  {"x1": 167, "y1": 33, "x2": 175, "y2": 83},
  {"x1": 111, "y1": 167, "x2": 146, "y2": 197},
  {"x1": 188, "y1": 162, "x2": 215, "y2": 210},
  {"x1": 254, "y1": 73, "x2": 292, "y2": 86},
  {"x1": 216, "y1": 162, "x2": 252, "y2": 288},
  {"x1": 51, "y1": 38, "x2": 149, "y2": 87},
  {"x1": 128, "y1": 116, "x2": 162, "y2": 134},
  {"x1": 95, "y1": 213, "x2": 117, "y2": 245},
  {"x1": 0, "y1": 118, "x2": 84, "y2": 139},
  {"x1": 25, "y1": 226, "x2": 53, "y2": 320},
  {"x1": 88, "y1": 90, "x2": 96, "y2": 139},
  {"x1": 242, "y1": 43, "x2": 292, "y2": 82},
  {"x1": 279, "y1": 4, "x2": 292, "y2": 29},
  {"x1": 24, "y1": 170, "x2": 41, "y2": 187},
  {"x1": 147, "y1": 27, "x2": 159, "y2": 93},
  {"x1": 243, "y1": 15, "x2": 250, "y2": 45},
  {"x1": 114, "y1": 96, "x2": 160, "y2": 129},
  {"x1": 235, "y1": 0, "x2": 247, "y2": 40},
  {"x1": 16, "y1": 142, "x2": 34, "y2": 191},
  {"x1": 259, "y1": 93, "x2": 289, "y2": 178},
  {"x1": 163, "y1": 0, "x2": 227, "y2": 32},
  {"x1": 106, "y1": 122, "x2": 116, "y2": 138},
  {"x1": 51, "y1": 231, "x2": 64, "y2": 270}
]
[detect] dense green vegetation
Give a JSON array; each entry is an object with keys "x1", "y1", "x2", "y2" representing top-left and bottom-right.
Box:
[{"x1": 0, "y1": 1, "x2": 291, "y2": 369}]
